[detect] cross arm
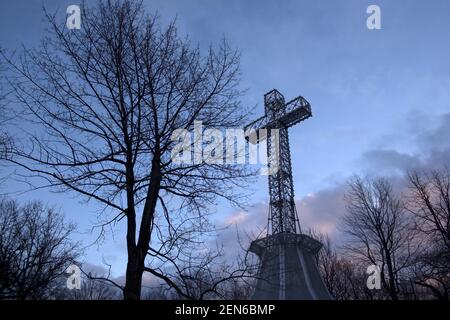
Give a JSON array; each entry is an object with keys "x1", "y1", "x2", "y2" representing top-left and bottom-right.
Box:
[
  {"x1": 277, "y1": 95, "x2": 312, "y2": 128},
  {"x1": 244, "y1": 115, "x2": 268, "y2": 132},
  {"x1": 244, "y1": 95, "x2": 312, "y2": 144},
  {"x1": 244, "y1": 115, "x2": 269, "y2": 144}
]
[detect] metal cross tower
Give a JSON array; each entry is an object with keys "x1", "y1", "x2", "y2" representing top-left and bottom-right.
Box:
[
  {"x1": 245, "y1": 89, "x2": 332, "y2": 300},
  {"x1": 245, "y1": 89, "x2": 311, "y2": 234}
]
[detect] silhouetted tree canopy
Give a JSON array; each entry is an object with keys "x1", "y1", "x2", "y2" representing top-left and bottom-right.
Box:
[
  {"x1": 4, "y1": 0, "x2": 254, "y2": 299},
  {"x1": 0, "y1": 198, "x2": 79, "y2": 299}
]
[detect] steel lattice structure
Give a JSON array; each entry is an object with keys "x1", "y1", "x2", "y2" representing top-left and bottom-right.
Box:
[
  {"x1": 245, "y1": 89, "x2": 312, "y2": 234},
  {"x1": 245, "y1": 90, "x2": 331, "y2": 300}
]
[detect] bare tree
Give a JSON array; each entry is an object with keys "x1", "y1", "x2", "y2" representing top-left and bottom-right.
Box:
[
  {"x1": 0, "y1": 46, "x2": 5, "y2": 108},
  {"x1": 0, "y1": 46, "x2": 10, "y2": 162},
  {"x1": 309, "y1": 230, "x2": 378, "y2": 300},
  {"x1": 0, "y1": 198, "x2": 79, "y2": 299},
  {"x1": 145, "y1": 238, "x2": 256, "y2": 300},
  {"x1": 309, "y1": 231, "x2": 349, "y2": 300},
  {"x1": 4, "y1": 0, "x2": 253, "y2": 299},
  {"x1": 342, "y1": 176, "x2": 419, "y2": 300},
  {"x1": 407, "y1": 168, "x2": 450, "y2": 300}
]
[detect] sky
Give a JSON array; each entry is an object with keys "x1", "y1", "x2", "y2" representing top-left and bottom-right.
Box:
[{"x1": 1, "y1": 0, "x2": 450, "y2": 280}]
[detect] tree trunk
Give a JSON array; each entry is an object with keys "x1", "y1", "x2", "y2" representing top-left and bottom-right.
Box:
[
  {"x1": 123, "y1": 250, "x2": 144, "y2": 300},
  {"x1": 123, "y1": 154, "x2": 162, "y2": 300},
  {"x1": 385, "y1": 254, "x2": 399, "y2": 300}
]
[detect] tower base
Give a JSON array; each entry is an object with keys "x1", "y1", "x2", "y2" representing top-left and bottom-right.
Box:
[{"x1": 249, "y1": 233, "x2": 332, "y2": 300}]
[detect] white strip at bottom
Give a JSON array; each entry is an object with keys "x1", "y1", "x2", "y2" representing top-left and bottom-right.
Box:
[
  {"x1": 279, "y1": 245, "x2": 285, "y2": 300},
  {"x1": 297, "y1": 246, "x2": 318, "y2": 300}
]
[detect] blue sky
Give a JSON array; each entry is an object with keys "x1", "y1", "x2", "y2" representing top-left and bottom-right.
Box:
[{"x1": 1, "y1": 0, "x2": 450, "y2": 278}]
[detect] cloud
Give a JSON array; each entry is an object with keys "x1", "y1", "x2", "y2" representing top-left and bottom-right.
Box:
[
  {"x1": 215, "y1": 183, "x2": 349, "y2": 254},
  {"x1": 361, "y1": 149, "x2": 420, "y2": 175},
  {"x1": 213, "y1": 201, "x2": 269, "y2": 260},
  {"x1": 362, "y1": 113, "x2": 450, "y2": 174},
  {"x1": 225, "y1": 211, "x2": 249, "y2": 225},
  {"x1": 418, "y1": 114, "x2": 450, "y2": 147},
  {"x1": 295, "y1": 187, "x2": 347, "y2": 243},
  {"x1": 81, "y1": 262, "x2": 110, "y2": 277}
]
